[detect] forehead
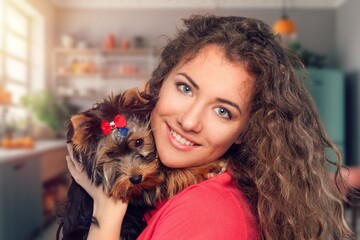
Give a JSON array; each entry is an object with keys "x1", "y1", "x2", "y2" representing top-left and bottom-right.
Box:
[
  {"x1": 173, "y1": 45, "x2": 255, "y2": 108},
  {"x1": 177, "y1": 45, "x2": 252, "y2": 79}
]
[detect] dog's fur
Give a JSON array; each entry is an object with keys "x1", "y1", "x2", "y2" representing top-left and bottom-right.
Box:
[{"x1": 56, "y1": 88, "x2": 227, "y2": 240}]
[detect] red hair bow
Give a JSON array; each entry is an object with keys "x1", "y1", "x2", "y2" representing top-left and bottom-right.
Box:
[{"x1": 100, "y1": 115, "x2": 127, "y2": 136}]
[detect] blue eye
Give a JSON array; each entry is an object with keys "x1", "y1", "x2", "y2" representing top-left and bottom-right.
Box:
[
  {"x1": 214, "y1": 107, "x2": 231, "y2": 119},
  {"x1": 177, "y1": 83, "x2": 192, "y2": 96}
]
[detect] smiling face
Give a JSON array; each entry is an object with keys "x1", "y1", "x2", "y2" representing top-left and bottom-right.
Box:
[{"x1": 151, "y1": 45, "x2": 255, "y2": 168}]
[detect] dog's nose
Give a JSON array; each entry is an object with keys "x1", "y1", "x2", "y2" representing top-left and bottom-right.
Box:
[{"x1": 129, "y1": 174, "x2": 143, "y2": 184}]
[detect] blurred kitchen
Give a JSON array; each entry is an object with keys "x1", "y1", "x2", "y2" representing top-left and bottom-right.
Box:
[{"x1": 0, "y1": 0, "x2": 359, "y2": 239}]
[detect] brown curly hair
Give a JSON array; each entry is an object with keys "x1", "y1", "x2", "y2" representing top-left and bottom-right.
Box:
[{"x1": 144, "y1": 15, "x2": 354, "y2": 239}]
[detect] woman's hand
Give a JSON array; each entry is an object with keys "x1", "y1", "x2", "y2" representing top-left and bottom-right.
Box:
[
  {"x1": 66, "y1": 144, "x2": 128, "y2": 240},
  {"x1": 66, "y1": 143, "x2": 104, "y2": 201}
]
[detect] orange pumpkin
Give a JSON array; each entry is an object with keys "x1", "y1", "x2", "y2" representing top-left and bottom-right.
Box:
[
  {"x1": 1, "y1": 137, "x2": 13, "y2": 149},
  {"x1": 22, "y1": 137, "x2": 35, "y2": 148}
]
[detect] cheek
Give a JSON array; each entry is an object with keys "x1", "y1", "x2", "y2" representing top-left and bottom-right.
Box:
[
  {"x1": 208, "y1": 121, "x2": 248, "y2": 148},
  {"x1": 150, "y1": 98, "x2": 169, "y2": 143},
  {"x1": 150, "y1": 100, "x2": 167, "y2": 131},
  {"x1": 153, "y1": 91, "x2": 182, "y2": 118},
  {"x1": 150, "y1": 107, "x2": 160, "y2": 136},
  {"x1": 212, "y1": 132, "x2": 239, "y2": 150}
]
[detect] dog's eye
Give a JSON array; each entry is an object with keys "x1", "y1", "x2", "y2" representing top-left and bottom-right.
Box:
[
  {"x1": 106, "y1": 151, "x2": 117, "y2": 158},
  {"x1": 134, "y1": 139, "x2": 144, "y2": 148}
]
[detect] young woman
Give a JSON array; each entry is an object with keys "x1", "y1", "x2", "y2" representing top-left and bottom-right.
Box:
[{"x1": 66, "y1": 15, "x2": 354, "y2": 239}]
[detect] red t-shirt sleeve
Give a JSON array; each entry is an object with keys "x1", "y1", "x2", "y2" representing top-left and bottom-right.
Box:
[
  {"x1": 141, "y1": 185, "x2": 251, "y2": 239},
  {"x1": 152, "y1": 190, "x2": 247, "y2": 240}
]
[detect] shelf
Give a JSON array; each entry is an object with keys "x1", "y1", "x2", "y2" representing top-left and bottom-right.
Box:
[
  {"x1": 56, "y1": 73, "x2": 99, "y2": 78},
  {"x1": 101, "y1": 48, "x2": 154, "y2": 55},
  {"x1": 55, "y1": 47, "x2": 156, "y2": 56},
  {"x1": 55, "y1": 48, "x2": 99, "y2": 55},
  {"x1": 53, "y1": 46, "x2": 157, "y2": 100},
  {"x1": 56, "y1": 93, "x2": 106, "y2": 100},
  {"x1": 56, "y1": 72, "x2": 149, "y2": 79},
  {"x1": 102, "y1": 72, "x2": 149, "y2": 79},
  {"x1": 0, "y1": 103, "x2": 21, "y2": 108}
]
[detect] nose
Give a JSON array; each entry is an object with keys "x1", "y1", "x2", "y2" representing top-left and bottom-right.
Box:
[
  {"x1": 129, "y1": 174, "x2": 143, "y2": 184},
  {"x1": 177, "y1": 103, "x2": 203, "y2": 132}
]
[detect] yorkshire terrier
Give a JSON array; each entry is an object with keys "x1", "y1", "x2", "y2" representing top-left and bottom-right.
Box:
[{"x1": 56, "y1": 88, "x2": 227, "y2": 240}]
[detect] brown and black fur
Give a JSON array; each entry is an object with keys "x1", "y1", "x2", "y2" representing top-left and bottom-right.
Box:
[
  {"x1": 56, "y1": 88, "x2": 227, "y2": 240},
  {"x1": 56, "y1": 89, "x2": 164, "y2": 240}
]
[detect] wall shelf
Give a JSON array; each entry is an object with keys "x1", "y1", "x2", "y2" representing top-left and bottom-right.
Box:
[{"x1": 52, "y1": 47, "x2": 159, "y2": 100}]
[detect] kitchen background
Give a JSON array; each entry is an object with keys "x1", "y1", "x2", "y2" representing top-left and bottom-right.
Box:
[{"x1": 0, "y1": 0, "x2": 359, "y2": 239}]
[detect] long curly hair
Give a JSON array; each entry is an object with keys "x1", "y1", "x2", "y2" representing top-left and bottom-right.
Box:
[{"x1": 145, "y1": 15, "x2": 354, "y2": 239}]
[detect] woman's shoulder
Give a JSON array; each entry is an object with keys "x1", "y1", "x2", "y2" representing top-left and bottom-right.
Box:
[
  {"x1": 140, "y1": 172, "x2": 261, "y2": 240},
  {"x1": 176, "y1": 172, "x2": 258, "y2": 226}
]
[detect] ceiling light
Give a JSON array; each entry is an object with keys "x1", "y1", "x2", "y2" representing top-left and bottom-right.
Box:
[{"x1": 273, "y1": 0, "x2": 297, "y2": 41}]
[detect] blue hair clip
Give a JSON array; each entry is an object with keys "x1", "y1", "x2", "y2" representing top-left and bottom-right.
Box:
[{"x1": 117, "y1": 127, "x2": 129, "y2": 138}]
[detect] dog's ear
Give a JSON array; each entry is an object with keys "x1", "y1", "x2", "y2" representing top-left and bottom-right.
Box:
[
  {"x1": 70, "y1": 114, "x2": 92, "y2": 148},
  {"x1": 122, "y1": 87, "x2": 149, "y2": 107}
]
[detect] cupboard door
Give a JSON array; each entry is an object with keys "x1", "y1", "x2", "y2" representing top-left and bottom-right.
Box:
[
  {"x1": 0, "y1": 158, "x2": 43, "y2": 240},
  {"x1": 307, "y1": 68, "x2": 345, "y2": 164}
]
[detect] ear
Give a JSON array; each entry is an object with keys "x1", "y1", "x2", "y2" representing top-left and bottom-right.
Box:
[
  {"x1": 70, "y1": 114, "x2": 92, "y2": 147},
  {"x1": 122, "y1": 87, "x2": 149, "y2": 106}
]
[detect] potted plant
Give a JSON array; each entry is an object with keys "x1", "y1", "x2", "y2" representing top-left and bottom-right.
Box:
[
  {"x1": 21, "y1": 91, "x2": 79, "y2": 138},
  {"x1": 288, "y1": 42, "x2": 326, "y2": 68}
]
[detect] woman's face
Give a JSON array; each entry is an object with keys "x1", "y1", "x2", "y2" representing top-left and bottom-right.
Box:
[{"x1": 151, "y1": 45, "x2": 255, "y2": 168}]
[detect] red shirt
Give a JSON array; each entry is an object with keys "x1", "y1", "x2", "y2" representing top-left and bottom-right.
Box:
[{"x1": 138, "y1": 172, "x2": 261, "y2": 240}]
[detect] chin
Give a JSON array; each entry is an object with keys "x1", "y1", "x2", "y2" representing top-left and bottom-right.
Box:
[
  {"x1": 160, "y1": 159, "x2": 182, "y2": 168},
  {"x1": 159, "y1": 157, "x2": 188, "y2": 169}
]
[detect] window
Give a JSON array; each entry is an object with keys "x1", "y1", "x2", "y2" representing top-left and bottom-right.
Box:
[{"x1": 0, "y1": 0, "x2": 44, "y2": 135}]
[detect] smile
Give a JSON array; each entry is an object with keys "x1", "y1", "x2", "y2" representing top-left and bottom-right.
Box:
[{"x1": 170, "y1": 129, "x2": 195, "y2": 146}]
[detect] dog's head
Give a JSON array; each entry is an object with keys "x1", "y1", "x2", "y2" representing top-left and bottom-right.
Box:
[{"x1": 66, "y1": 89, "x2": 164, "y2": 205}]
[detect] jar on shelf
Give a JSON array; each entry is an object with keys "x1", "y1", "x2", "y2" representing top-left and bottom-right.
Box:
[{"x1": 104, "y1": 34, "x2": 116, "y2": 49}]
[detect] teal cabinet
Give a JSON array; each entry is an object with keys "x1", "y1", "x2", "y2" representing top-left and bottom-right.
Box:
[
  {"x1": 305, "y1": 68, "x2": 345, "y2": 164},
  {"x1": 0, "y1": 158, "x2": 43, "y2": 240}
]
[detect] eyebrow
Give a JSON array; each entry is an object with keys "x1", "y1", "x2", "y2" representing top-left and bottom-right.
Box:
[
  {"x1": 177, "y1": 72, "x2": 242, "y2": 115},
  {"x1": 216, "y1": 98, "x2": 242, "y2": 115},
  {"x1": 177, "y1": 73, "x2": 199, "y2": 89}
]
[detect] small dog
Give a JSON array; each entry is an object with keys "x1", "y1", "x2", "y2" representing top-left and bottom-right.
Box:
[
  {"x1": 56, "y1": 88, "x2": 227, "y2": 240},
  {"x1": 57, "y1": 88, "x2": 164, "y2": 240}
]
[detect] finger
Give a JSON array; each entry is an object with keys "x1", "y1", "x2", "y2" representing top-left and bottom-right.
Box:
[
  {"x1": 67, "y1": 143, "x2": 83, "y2": 172},
  {"x1": 66, "y1": 155, "x2": 88, "y2": 184},
  {"x1": 73, "y1": 156, "x2": 84, "y2": 172},
  {"x1": 67, "y1": 143, "x2": 74, "y2": 159},
  {"x1": 66, "y1": 155, "x2": 77, "y2": 176}
]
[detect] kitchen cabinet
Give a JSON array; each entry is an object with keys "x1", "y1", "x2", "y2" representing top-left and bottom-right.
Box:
[
  {"x1": 0, "y1": 157, "x2": 42, "y2": 240},
  {"x1": 0, "y1": 140, "x2": 67, "y2": 240},
  {"x1": 52, "y1": 48, "x2": 159, "y2": 99},
  {"x1": 305, "y1": 68, "x2": 346, "y2": 165}
]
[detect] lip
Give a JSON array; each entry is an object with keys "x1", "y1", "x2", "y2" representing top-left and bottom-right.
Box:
[{"x1": 166, "y1": 124, "x2": 197, "y2": 151}]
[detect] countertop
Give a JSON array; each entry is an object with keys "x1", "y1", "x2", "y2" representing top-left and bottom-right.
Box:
[{"x1": 0, "y1": 139, "x2": 66, "y2": 164}]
